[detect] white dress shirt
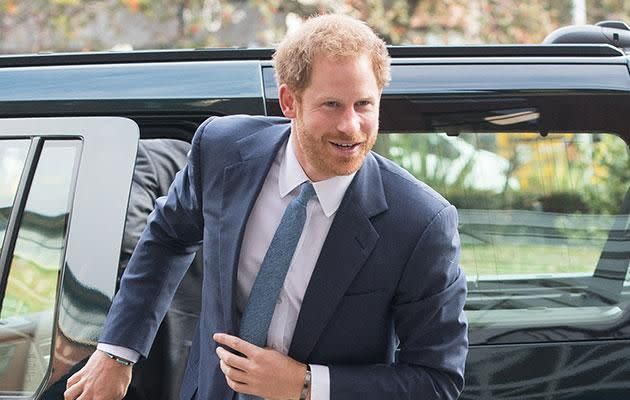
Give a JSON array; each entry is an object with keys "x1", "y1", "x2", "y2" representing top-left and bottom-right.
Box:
[{"x1": 99, "y1": 134, "x2": 355, "y2": 400}]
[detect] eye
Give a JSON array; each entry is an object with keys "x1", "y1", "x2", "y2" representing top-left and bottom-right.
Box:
[
  {"x1": 323, "y1": 101, "x2": 339, "y2": 108},
  {"x1": 356, "y1": 100, "x2": 372, "y2": 108}
]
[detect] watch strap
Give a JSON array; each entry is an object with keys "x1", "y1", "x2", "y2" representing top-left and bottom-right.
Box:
[
  {"x1": 299, "y1": 365, "x2": 311, "y2": 400},
  {"x1": 100, "y1": 350, "x2": 134, "y2": 366}
]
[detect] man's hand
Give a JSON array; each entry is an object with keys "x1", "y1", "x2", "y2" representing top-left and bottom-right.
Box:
[
  {"x1": 64, "y1": 350, "x2": 132, "y2": 400},
  {"x1": 214, "y1": 333, "x2": 308, "y2": 400}
]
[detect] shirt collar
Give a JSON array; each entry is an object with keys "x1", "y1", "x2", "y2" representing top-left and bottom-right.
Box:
[{"x1": 279, "y1": 134, "x2": 356, "y2": 218}]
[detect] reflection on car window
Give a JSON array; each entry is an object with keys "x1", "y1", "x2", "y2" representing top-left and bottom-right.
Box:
[
  {"x1": 0, "y1": 140, "x2": 30, "y2": 249},
  {"x1": 0, "y1": 140, "x2": 80, "y2": 395},
  {"x1": 375, "y1": 132, "x2": 630, "y2": 344}
]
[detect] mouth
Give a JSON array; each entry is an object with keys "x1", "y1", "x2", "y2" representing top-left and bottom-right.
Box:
[{"x1": 330, "y1": 141, "x2": 361, "y2": 151}]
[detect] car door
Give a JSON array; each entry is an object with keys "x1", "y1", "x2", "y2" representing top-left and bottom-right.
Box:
[{"x1": 0, "y1": 117, "x2": 138, "y2": 399}]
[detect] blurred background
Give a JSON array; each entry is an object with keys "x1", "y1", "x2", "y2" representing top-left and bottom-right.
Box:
[{"x1": 0, "y1": 0, "x2": 629, "y2": 54}]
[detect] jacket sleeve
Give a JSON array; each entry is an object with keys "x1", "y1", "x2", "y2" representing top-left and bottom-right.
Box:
[
  {"x1": 99, "y1": 120, "x2": 210, "y2": 358},
  {"x1": 329, "y1": 205, "x2": 468, "y2": 400}
]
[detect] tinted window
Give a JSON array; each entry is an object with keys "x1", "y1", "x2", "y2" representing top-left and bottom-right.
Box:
[
  {"x1": 0, "y1": 140, "x2": 80, "y2": 395},
  {"x1": 375, "y1": 132, "x2": 630, "y2": 344},
  {"x1": 0, "y1": 140, "x2": 30, "y2": 249}
]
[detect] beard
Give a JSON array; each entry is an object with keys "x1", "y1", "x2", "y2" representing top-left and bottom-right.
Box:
[{"x1": 292, "y1": 115, "x2": 377, "y2": 181}]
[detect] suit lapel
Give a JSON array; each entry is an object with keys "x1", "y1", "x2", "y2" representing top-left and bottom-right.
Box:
[
  {"x1": 218, "y1": 123, "x2": 290, "y2": 333},
  {"x1": 289, "y1": 153, "x2": 388, "y2": 361}
]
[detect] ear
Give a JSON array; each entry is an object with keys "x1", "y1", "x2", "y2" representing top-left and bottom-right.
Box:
[{"x1": 278, "y1": 84, "x2": 298, "y2": 119}]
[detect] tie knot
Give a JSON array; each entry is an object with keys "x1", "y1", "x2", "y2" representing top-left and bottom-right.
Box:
[{"x1": 295, "y1": 182, "x2": 315, "y2": 206}]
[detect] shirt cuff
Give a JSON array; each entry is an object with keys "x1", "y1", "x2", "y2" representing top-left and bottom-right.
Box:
[
  {"x1": 97, "y1": 343, "x2": 140, "y2": 364},
  {"x1": 309, "y1": 364, "x2": 330, "y2": 400}
]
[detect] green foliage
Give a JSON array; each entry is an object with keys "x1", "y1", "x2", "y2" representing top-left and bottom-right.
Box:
[
  {"x1": 460, "y1": 242, "x2": 600, "y2": 276},
  {"x1": 444, "y1": 189, "x2": 538, "y2": 211},
  {"x1": 54, "y1": 0, "x2": 81, "y2": 5},
  {"x1": 584, "y1": 135, "x2": 630, "y2": 214},
  {"x1": 378, "y1": 132, "x2": 630, "y2": 216}
]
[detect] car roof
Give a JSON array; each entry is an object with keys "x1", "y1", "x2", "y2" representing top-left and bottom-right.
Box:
[{"x1": 0, "y1": 44, "x2": 624, "y2": 68}]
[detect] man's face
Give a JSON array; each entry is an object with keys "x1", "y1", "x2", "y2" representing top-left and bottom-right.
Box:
[{"x1": 281, "y1": 53, "x2": 381, "y2": 182}]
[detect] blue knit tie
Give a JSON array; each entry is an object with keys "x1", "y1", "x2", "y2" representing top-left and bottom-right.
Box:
[
  {"x1": 237, "y1": 182, "x2": 315, "y2": 400},
  {"x1": 239, "y1": 182, "x2": 316, "y2": 348}
]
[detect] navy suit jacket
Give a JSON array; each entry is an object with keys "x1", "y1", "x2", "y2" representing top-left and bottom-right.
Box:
[{"x1": 100, "y1": 115, "x2": 468, "y2": 400}]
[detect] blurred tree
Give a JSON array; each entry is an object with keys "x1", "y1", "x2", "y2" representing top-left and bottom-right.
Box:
[
  {"x1": 1, "y1": 0, "x2": 121, "y2": 52},
  {"x1": 585, "y1": 135, "x2": 630, "y2": 214},
  {"x1": 475, "y1": 0, "x2": 573, "y2": 44},
  {"x1": 587, "y1": 0, "x2": 630, "y2": 24},
  {"x1": 239, "y1": 0, "x2": 576, "y2": 45},
  {"x1": 1, "y1": 0, "x2": 630, "y2": 53}
]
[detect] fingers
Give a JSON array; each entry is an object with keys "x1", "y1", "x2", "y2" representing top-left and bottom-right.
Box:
[
  {"x1": 64, "y1": 351, "x2": 132, "y2": 400},
  {"x1": 213, "y1": 333, "x2": 260, "y2": 357},
  {"x1": 225, "y1": 376, "x2": 249, "y2": 395},
  {"x1": 216, "y1": 346, "x2": 249, "y2": 371},
  {"x1": 63, "y1": 379, "x2": 83, "y2": 400},
  {"x1": 66, "y1": 371, "x2": 81, "y2": 387},
  {"x1": 217, "y1": 356, "x2": 250, "y2": 395},
  {"x1": 214, "y1": 333, "x2": 305, "y2": 399},
  {"x1": 219, "y1": 359, "x2": 247, "y2": 383},
  {"x1": 214, "y1": 333, "x2": 261, "y2": 396}
]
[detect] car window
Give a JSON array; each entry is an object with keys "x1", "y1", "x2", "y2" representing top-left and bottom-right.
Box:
[
  {"x1": 0, "y1": 140, "x2": 30, "y2": 249},
  {"x1": 375, "y1": 131, "x2": 630, "y2": 344},
  {"x1": 0, "y1": 140, "x2": 80, "y2": 395}
]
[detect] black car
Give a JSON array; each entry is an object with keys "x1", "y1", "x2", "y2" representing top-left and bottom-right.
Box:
[{"x1": 0, "y1": 23, "x2": 629, "y2": 399}]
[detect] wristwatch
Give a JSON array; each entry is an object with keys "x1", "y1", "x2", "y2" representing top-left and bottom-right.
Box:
[
  {"x1": 100, "y1": 350, "x2": 134, "y2": 366},
  {"x1": 299, "y1": 365, "x2": 311, "y2": 400}
]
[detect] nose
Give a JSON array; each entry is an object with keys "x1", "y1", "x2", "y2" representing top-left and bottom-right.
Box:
[{"x1": 336, "y1": 107, "x2": 361, "y2": 135}]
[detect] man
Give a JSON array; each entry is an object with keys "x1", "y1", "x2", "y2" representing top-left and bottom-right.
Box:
[{"x1": 64, "y1": 14, "x2": 468, "y2": 400}]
